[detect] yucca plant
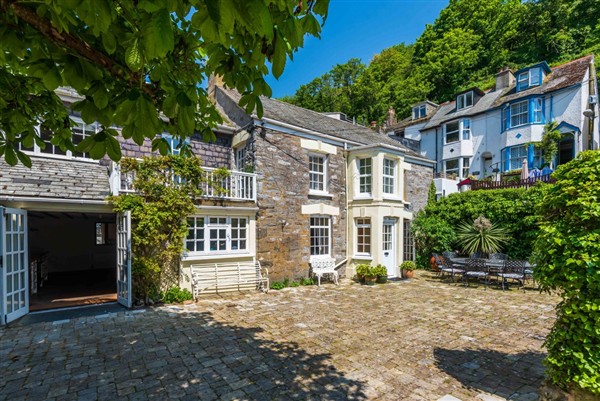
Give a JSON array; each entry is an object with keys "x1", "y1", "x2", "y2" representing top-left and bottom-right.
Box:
[{"x1": 456, "y1": 216, "x2": 509, "y2": 256}]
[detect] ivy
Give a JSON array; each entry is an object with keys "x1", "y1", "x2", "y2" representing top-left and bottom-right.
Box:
[
  {"x1": 412, "y1": 185, "x2": 549, "y2": 267},
  {"x1": 533, "y1": 150, "x2": 600, "y2": 394},
  {"x1": 109, "y1": 155, "x2": 229, "y2": 302}
]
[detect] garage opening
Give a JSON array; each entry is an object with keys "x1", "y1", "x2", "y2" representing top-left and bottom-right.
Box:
[{"x1": 28, "y1": 212, "x2": 117, "y2": 311}]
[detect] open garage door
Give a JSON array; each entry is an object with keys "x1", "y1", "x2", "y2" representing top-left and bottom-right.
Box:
[
  {"x1": 1, "y1": 207, "x2": 28, "y2": 324},
  {"x1": 116, "y1": 212, "x2": 132, "y2": 308}
]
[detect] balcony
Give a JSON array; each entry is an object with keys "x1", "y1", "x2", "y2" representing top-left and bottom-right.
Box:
[{"x1": 110, "y1": 163, "x2": 257, "y2": 202}]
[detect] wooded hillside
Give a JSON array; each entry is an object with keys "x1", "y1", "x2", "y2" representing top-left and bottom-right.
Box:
[{"x1": 281, "y1": 0, "x2": 600, "y2": 125}]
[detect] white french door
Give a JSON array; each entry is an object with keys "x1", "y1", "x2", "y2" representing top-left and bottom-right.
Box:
[
  {"x1": 116, "y1": 212, "x2": 132, "y2": 308},
  {"x1": 1, "y1": 207, "x2": 28, "y2": 324},
  {"x1": 382, "y1": 220, "x2": 397, "y2": 277}
]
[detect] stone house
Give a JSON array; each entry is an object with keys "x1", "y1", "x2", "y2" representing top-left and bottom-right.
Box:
[
  {"x1": 387, "y1": 55, "x2": 599, "y2": 197},
  {"x1": 213, "y1": 83, "x2": 434, "y2": 281},
  {"x1": 0, "y1": 87, "x2": 258, "y2": 324}
]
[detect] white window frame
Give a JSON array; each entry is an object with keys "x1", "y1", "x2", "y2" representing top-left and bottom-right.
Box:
[
  {"x1": 462, "y1": 119, "x2": 471, "y2": 140},
  {"x1": 530, "y1": 68, "x2": 541, "y2": 86},
  {"x1": 444, "y1": 158, "x2": 459, "y2": 177},
  {"x1": 185, "y1": 216, "x2": 249, "y2": 256},
  {"x1": 444, "y1": 121, "x2": 460, "y2": 144},
  {"x1": 382, "y1": 158, "x2": 396, "y2": 195},
  {"x1": 310, "y1": 216, "x2": 331, "y2": 258},
  {"x1": 309, "y1": 153, "x2": 327, "y2": 194},
  {"x1": 462, "y1": 157, "x2": 470, "y2": 178},
  {"x1": 533, "y1": 98, "x2": 543, "y2": 123},
  {"x1": 357, "y1": 157, "x2": 372, "y2": 196},
  {"x1": 235, "y1": 146, "x2": 247, "y2": 170},
  {"x1": 509, "y1": 145, "x2": 527, "y2": 171},
  {"x1": 412, "y1": 104, "x2": 426, "y2": 119},
  {"x1": 21, "y1": 118, "x2": 99, "y2": 161},
  {"x1": 518, "y1": 71, "x2": 529, "y2": 89},
  {"x1": 457, "y1": 91, "x2": 474, "y2": 110},
  {"x1": 510, "y1": 100, "x2": 529, "y2": 128},
  {"x1": 355, "y1": 218, "x2": 372, "y2": 256}
]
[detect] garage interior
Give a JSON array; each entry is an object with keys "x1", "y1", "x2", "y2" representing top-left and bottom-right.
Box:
[{"x1": 28, "y1": 212, "x2": 117, "y2": 311}]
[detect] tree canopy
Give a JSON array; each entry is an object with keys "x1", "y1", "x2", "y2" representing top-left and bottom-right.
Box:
[
  {"x1": 283, "y1": 0, "x2": 600, "y2": 125},
  {"x1": 0, "y1": 0, "x2": 330, "y2": 166}
]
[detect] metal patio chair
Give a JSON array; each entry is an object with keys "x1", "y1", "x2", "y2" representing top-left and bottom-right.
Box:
[
  {"x1": 463, "y1": 258, "x2": 489, "y2": 288},
  {"x1": 497, "y1": 259, "x2": 527, "y2": 290},
  {"x1": 489, "y1": 253, "x2": 508, "y2": 261},
  {"x1": 439, "y1": 256, "x2": 464, "y2": 282}
]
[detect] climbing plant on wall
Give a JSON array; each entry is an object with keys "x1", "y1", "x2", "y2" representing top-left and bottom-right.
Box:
[{"x1": 109, "y1": 155, "x2": 229, "y2": 302}]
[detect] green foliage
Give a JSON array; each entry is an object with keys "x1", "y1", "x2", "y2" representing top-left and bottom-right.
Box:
[
  {"x1": 270, "y1": 276, "x2": 314, "y2": 290},
  {"x1": 282, "y1": 0, "x2": 599, "y2": 123},
  {"x1": 535, "y1": 121, "x2": 563, "y2": 167},
  {"x1": 109, "y1": 155, "x2": 226, "y2": 302},
  {"x1": 532, "y1": 151, "x2": 600, "y2": 394},
  {"x1": 270, "y1": 281, "x2": 286, "y2": 290},
  {"x1": 411, "y1": 214, "x2": 457, "y2": 268},
  {"x1": 356, "y1": 263, "x2": 387, "y2": 281},
  {"x1": 412, "y1": 186, "x2": 549, "y2": 267},
  {"x1": 400, "y1": 261, "x2": 416, "y2": 271},
  {"x1": 0, "y1": 0, "x2": 331, "y2": 166},
  {"x1": 372, "y1": 264, "x2": 388, "y2": 278},
  {"x1": 299, "y1": 277, "x2": 315, "y2": 286},
  {"x1": 456, "y1": 216, "x2": 509, "y2": 256},
  {"x1": 161, "y1": 287, "x2": 193, "y2": 304},
  {"x1": 427, "y1": 181, "x2": 437, "y2": 206}
]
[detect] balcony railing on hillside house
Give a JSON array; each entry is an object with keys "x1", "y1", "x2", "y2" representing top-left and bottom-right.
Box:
[
  {"x1": 110, "y1": 163, "x2": 257, "y2": 201},
  {"x1": 469, "y1": 175, "x2": 555, "y2": 191}
]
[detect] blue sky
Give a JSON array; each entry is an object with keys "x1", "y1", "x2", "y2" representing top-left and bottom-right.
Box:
[{"x1": 266, "y1": 0, "x2": 449, "y2": 98}]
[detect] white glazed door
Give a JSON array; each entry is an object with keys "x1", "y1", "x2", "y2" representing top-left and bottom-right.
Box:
[
  {"x1": 1, "y1": 207, "x2": 28, "y2": 324},
  {"x1": 382, "y1": 221, "x2": 396, "y2": 277},
  {"x1": 116, "y1": 212, "x2": 132, "y2": 308}
]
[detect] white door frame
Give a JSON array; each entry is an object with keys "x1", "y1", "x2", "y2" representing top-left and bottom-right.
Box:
[
  {"x1": 116, "y1": 211, "x2": 132, "y2": 308},
  {"x1": 1, "y1": 207, "x2": 29, "y2": 325},
  {"x1": 382, "y1": 219, "x2": 397, "y2": 277}
]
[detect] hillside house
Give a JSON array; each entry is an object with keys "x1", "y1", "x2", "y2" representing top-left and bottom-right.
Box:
[{"x1": 387, "y1": 55, "x2": 599, "y2": 197}]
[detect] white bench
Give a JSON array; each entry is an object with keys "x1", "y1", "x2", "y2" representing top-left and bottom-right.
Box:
[
  {"x1": 190, "y1": 262, "x2": 269, "y2": 299},
  {"x1": 311, "y1": 258, "x2": 339, "y2": 286}
]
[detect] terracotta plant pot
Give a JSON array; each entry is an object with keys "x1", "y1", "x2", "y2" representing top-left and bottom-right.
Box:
[
  {"x1": 402, "y1": 269, "x2": 414, "y2": 279},
  {"x1": 364, "y1": 276, "x2": 377, "y2": 285},
  {"x1": 429, "y1": 256, "x2": 440, "y2": 272}
]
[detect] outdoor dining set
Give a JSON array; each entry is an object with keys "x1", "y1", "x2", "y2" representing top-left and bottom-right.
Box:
[{"x1": 432, "y1": 252, "x2": 535, "y2": 290}]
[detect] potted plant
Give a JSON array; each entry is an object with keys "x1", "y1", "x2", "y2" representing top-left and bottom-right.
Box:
[
  {"x1": 456, "y1": 216, "x2": 509, "y2": 257},
  {"x1": 373, "y1": 264, "x2": 388, "y2": 283},
  {"x1": 400, "y1": 261, "x2": 416, "y2": 279},
  {"x1": 355, "y1": 263, "x2": 372, "y2": 284}
]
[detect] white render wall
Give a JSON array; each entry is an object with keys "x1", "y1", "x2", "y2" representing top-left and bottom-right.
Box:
[{"x1": 419, "y1": 82, "x2": 592, "y2": 180}]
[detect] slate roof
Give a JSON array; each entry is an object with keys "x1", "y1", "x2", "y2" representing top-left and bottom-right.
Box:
[
  {"x1": 388, "y1": 114, "x2": 434, "y2": 133},
  {"x1": 0, "y1": 157, "x2": 111, "y2": 201},
  {"x1": 423, "y1": 55, "x2": 593, "y2": 130},
  {"x1": 218, "y1": 88, "x2": 425, "y2": 158}
]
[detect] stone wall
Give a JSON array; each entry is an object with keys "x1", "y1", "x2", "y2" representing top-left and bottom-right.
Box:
[
  {"x1": 254, "y1": 128, "x2": 347, "y2": 280},
  {"x1": 405, "y1": 162, "x2": 433, "y2": 213}
]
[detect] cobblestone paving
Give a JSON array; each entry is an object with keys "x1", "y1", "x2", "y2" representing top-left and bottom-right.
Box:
[{"x1": 0, "y1": 272, "x2": 558, "y2": 401}]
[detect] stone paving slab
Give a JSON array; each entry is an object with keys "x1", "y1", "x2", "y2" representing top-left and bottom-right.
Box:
[{"x1": 0, "y1": 272, "x2": 557, "y2": 400}]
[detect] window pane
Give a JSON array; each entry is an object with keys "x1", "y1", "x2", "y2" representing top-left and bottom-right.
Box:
[
  {"x1": 310, "y1": 216, "x2": 331, "y2": 256},
  {"x1": 445, "y1": 121, "x2": 460, "y2": 143}
]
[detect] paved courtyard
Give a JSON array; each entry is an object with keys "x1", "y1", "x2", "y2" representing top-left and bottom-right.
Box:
[{"x1": 0, "y1": 272, "x2": 558, "y2": 401}]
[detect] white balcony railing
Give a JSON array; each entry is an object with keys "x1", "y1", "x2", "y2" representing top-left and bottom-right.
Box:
[{"x1": 110, "y1": 163, "x2": 257, "y2": 202}]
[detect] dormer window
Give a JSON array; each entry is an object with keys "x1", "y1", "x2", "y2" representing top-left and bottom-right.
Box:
[
  {"x1": 457, "y1": 91, "x2": 473, "y2": 110},
  {"x1": 412, "y1": 104, "x2": 426, "y2": 119},
  {"x1": 517, "y1": 67, "x2": 543, "y2": 91}
]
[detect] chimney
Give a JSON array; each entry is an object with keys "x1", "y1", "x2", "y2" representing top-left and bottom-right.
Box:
[
  {"x1": 386, "y1": 107, "x2": 397, "y2": 127},
  {"x1": 208, "y1": 74, "x2": 225, "y2": 100},
  {"x1": 495, "y1": 67, "x2": 515, "y2": 90},
  {"x1": 370, "y1": 121, "x2": 377, "y2": 130}
]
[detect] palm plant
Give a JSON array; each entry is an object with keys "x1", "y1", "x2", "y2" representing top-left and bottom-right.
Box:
[{"x1": 457, "y1": 216, "x2": 509, "y2": 256}]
